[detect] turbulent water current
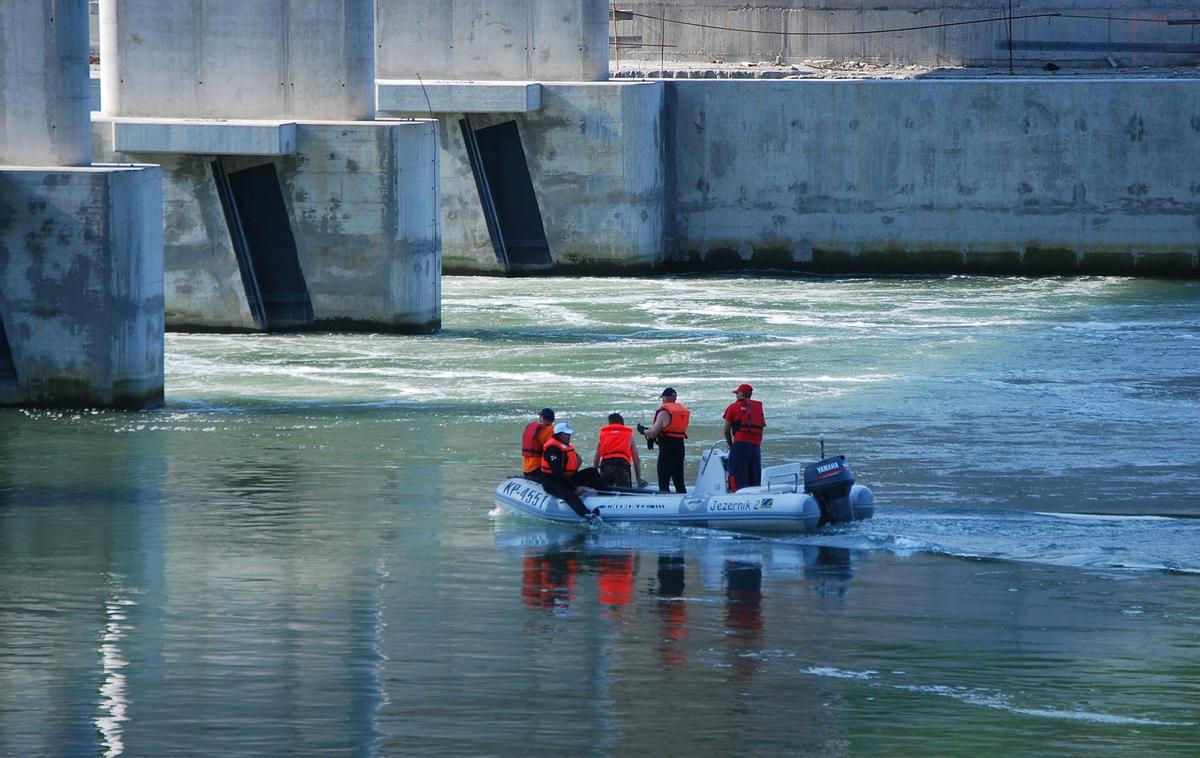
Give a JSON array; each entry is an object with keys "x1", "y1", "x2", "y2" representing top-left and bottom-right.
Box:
[{"x1": 1, "y1": 275, "x2": 1197, "y2": 755}]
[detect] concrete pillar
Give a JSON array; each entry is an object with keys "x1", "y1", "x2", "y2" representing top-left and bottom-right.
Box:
[
  {"x1": 0, "y1": 0, "x2": 164, "y2": 408},
  {"x1": 95, "y1": 0, "x2": 442, "y2": 334},
  {"x1": 100, "y1": 0, "x2": 375, "y2": 120},
  {"x1": 0, "y1": 167, "x2": 165, "y2": 408},
  {"x1": 0, "y1": 0, "x2": 91, "y2": 166}
]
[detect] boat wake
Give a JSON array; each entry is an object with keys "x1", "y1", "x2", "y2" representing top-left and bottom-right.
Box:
[
  {"x1": 801, "y1": 668, "x2": 1194, "y2": 727},
  {"x1": 784, "y1": 506, "x2": 1200, "y2": 574}
]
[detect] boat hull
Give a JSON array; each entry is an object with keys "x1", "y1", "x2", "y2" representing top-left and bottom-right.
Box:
[{"x1": 496, "y1": 477, "x2": 824, "y2": 533}]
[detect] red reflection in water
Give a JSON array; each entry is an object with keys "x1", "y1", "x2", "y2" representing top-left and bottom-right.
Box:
[
  {"x1": 521, "y1": 554, "x2": 577, "y2": 609},
  {"x1": 598, "y1": 554, "x2": 635, "y2": 606}
]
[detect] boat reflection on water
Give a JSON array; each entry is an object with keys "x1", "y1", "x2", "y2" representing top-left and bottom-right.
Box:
[{"x1": 498, "y1": 521, "x2": 868, "y2": 671}]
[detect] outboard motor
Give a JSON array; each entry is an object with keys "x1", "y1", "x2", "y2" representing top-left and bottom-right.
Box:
[
  {"x1": 804, "y1": 455, "x2": 856, "y2": 526},
  {"x1": 694, "y1": 447, "x2": 731, "y2": 497}
]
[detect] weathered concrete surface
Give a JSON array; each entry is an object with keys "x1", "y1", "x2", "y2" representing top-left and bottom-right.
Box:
[
  {"x1": 376, "y1": 80, "x2": 542, "y2": 113},
  {"x1": 380, "y1": 82, "x2": 666, "y2": 273},
  {"x1": 94, "y1": 121, "x2": 442, "y2": 332},
  {"x1": 0, "y1": 0, "x2": 91, "y2": 166},
  {"x1": 614, "y1": 1, "x2": 1200, "y2": 69},
  {"x1": 669, "y1": 79, "x2": 1200, "y2": 276},
  {"x1": 375, "y1": 0, "x2": 609, "y2": 82},
  {"x1": 103, "y1": 118, "x2": 299, "y2": 156},
  {"x1": 0, "y1": 166, "x2": 164, "y2": 407},
  {"x1": 99, "y1": 0, "x2": 375, "y2": 120}
]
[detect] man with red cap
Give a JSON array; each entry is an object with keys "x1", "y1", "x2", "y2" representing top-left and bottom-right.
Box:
[{"x1": 723, "y1": 383, "x2": 766, "y2": 491}]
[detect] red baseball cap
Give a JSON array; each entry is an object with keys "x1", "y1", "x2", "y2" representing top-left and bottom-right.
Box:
[{"x1": 733, "y1": 383, "x2": 753, "y2": 394}]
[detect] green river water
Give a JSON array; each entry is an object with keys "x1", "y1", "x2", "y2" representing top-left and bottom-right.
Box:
[{"x1": 1, "y1": 275, "x2": 1198, "y2": 756}]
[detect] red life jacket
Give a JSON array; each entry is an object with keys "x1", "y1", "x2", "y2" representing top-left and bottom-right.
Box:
[
  {"x1": 522, "y1": 421, "x2": 553, "y2": 473},
  {"x1": 657, "y1": 402, "x2": 691, "y2": 439},
  {"x1": 597, "y1": 424, "x2": 634, "y2": 464},
  {"x1": 729, "y1": 399, "x2": 766, "y2": 444},
  {"x1": 541, "y1": 437, "x2": 580, "y2": 476}
]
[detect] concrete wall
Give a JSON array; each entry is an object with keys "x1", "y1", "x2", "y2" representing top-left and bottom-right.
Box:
[
  {"x1": 376, "y1": 0, "x2": 610, "y2": 82},
  {"x1": 381, "y1": 82, "x2": 666, "y2": 273},
  {"x1": 99, "y1": 0, "x2": 375, "y2": 119},
  {"x1": 94, "y1": 121, "x2": 442, "y2": 331},
  {"x1": 668, "y1": 78, "x2": 1200, "y2": 275},
  {"x1": 0, "y1": 167, "x2": 164, "y2": 407},
  {"x1": 0, "y1": 0, "x2": 91, "y2": 166},
  {"x1": 614, "y1": 1, "x2": 1200, "y2": 68}
]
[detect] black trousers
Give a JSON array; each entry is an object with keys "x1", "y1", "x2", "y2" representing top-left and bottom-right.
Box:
[
  {"x1": 542, "y1": 468, "x2": 609, "y2": 517},
  {"x1": 655, "y1": 437, "x2": 686, "y2": 493}
]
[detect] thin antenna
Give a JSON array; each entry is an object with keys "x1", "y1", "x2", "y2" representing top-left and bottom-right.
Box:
[
  {"x1": 660, "y1": 5, "x2": 665, "y2": 76},
  {"x1": 415, "y1": 73, "x2": 440, "y2": 310},
  {"x1": 1007, "y1": 0, "x2": 1015, "y2": 74},
  {"x1": 415, "y1": 72, "x2": 435, "y2": 121}
]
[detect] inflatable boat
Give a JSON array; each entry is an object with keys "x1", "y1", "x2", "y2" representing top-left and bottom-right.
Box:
[{"x1": 494, "y1": 446, "x2": 875, "y2": 533}]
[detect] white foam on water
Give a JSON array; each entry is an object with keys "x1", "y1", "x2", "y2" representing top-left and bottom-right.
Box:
[
  {"x1": 802, "y1": 667, "x2": 878, "y2": 681},
  {"x1": 893, "y1": 684, "x2": 1192, "y2": 727},
  {"x1": 1035, "y1": 512, "x2": 1177, "y2": 522}
]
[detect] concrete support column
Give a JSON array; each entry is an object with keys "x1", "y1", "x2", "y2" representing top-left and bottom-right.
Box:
[
  {"x1": 1, "y1": 0, "x2": 164, "y2": 408},
  {"x1": 0, "y1": 167, "x2": 165, "y2": 408},
  {"x1": 96, "y1": 0, "x2": 442, "y2": 334},
  {"x1": 100, "y1": 0, "x2": 375, "y2": 120},
  {"x1": 0, "y1": 0, "x2": 91, "y2": 166}
]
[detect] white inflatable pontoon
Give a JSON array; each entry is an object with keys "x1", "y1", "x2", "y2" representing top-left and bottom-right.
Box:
[{"x1": 495, "y1": 447, "x2": 875, "y2": 533}]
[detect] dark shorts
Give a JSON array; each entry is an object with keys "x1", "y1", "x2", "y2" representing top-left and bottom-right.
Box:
[{"x1": 599, "y1": 459, "x2": 632, "y2": 488}]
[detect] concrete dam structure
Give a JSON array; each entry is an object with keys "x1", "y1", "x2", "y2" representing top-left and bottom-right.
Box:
[
  {"x1": 374, "y1": 0, "x2": 1199, "y2": 277},
  {"x1": 0, "y1": 0, "x2": 163, "y2": 408},
  {"x1": 93, "y1": 0, "x2": 441, "y2": 333},
  {"x1": 6, "y1": 2, "x2": 1191, "y2": 405}
]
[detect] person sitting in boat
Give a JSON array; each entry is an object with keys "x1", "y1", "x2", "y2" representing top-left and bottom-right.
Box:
[
  {"x1": 723, "y1": 383, "x2": 766, "y2": 491},
  {"x1": 593, "y1": 413, "x2": 648, "y2": 489},
  {"x1": 639, "y1": 387, "x2": 690, "y2": 494},
  {"x1": 521, "y1": 407, "x2": 556, "y2": 481},
  {"x1": 540, "y1": 422, "x2": 607, "y2": 524}
]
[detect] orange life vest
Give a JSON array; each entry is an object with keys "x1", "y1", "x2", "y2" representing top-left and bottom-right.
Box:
[
  {"x1": 728, "y1": 399, "x2": 766, "y2": 445},
  {"x1": 522, "y1": 421, "x2": 554, "y2": 473},
  {"x1": 597, "y1": 424, "x2": 634, "y2": 464},
  {"x1": 540, "y1": 437, "x2": 580, "y2": 476},
  {"x1": 656, "y1": 402, "x2": 691, "y2": 439}
]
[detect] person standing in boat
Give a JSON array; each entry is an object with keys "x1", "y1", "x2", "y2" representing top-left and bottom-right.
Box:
[
  {"x1": 541, "y1": 422, "x2": 606, "y2": 524},
  {"x1": 593, "y1": 413, "x2": 648, "y2": 488},
  {"x1": 521, "y1": 407, "x2": 556, "y2": 481},
  {"x1": 640, "y1": 387, "x2": 691, "y2": 494},
  {"x1": 723, "y1": 383, "x2": 766, "y2": 491}
]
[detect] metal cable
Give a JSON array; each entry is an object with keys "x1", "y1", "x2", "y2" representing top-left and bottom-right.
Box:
[{"x1": 620, "y1": 10, "x2": 1189, "y2": 38}]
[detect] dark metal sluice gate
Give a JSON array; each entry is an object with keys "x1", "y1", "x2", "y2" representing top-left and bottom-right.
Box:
[
  {"x1": 460, "y1": 117, "x2": 552, "y2": 271},
  {"x1": 212, "y1": 158, "x2": 314, "y2": 330},
  {"x1": 0, "y1": 314, "x2": 16, "y2": 385}
]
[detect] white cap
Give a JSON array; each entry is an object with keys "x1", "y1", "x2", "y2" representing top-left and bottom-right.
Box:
[{"x1": 553, "y1": 422, "x2": 574, "y2": 436}]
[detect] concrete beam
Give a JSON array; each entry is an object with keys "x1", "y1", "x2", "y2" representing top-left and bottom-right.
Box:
[
  {"x1": 376, "y1": 81, "x2": 542, "y2": 114},
  {"x1": 97, "y1": 117, "x2": 299, "y2": 156},
  {"x1": 376, "y1": 0, "x2": 610, "y2": 82},
  {"x1": 99, "y1": 0, "x2": 376, "y2": 120}
]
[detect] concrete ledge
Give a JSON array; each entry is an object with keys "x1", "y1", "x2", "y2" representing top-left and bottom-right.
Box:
[
  {"x1": 96, "y1": 116, "x2": 298, "y2": 156},
  {"x1": 376, "y1": 80, "x2": 541, "y2": 114}
]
